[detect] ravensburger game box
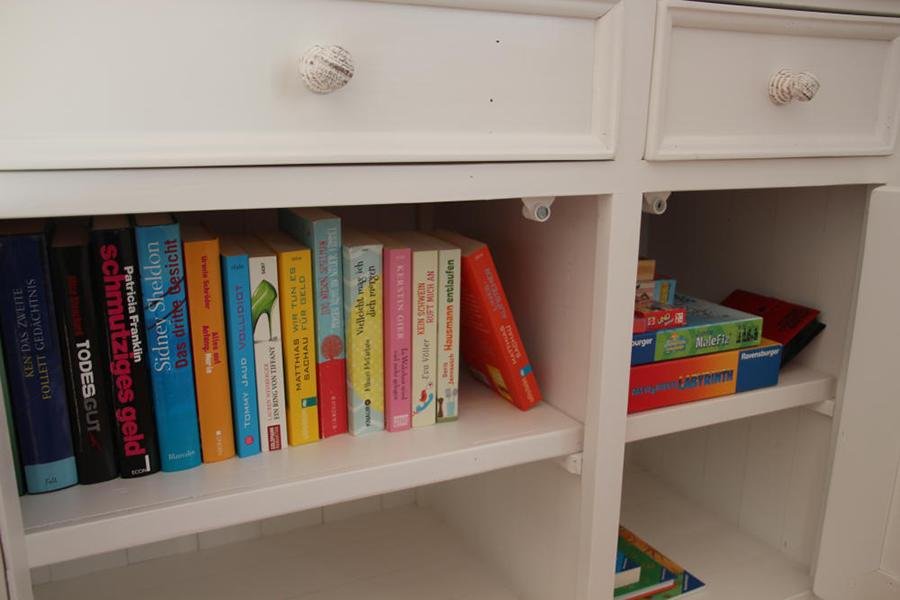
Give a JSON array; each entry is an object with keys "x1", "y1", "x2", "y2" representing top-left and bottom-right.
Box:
[{"x1": 628, "y1": 339, "x2": 782, "y2": 413}]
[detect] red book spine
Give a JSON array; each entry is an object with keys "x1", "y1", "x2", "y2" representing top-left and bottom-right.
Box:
[{"x1": 459, "y1": 247, "x2": 540, "y2": 411}]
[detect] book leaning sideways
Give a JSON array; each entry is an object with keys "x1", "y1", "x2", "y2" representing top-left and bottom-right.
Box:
[
  {"x1": 0, "y1": 220, "x2": 78, "y2": 493},
  {"x1": 135, "y1": 214, "x2": 202, "y2": 471}
]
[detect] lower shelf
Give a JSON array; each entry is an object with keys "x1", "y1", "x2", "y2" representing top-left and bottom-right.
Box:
[
  {"x1": 32, "y1": 505, "x2": 519, "y2": 600},
  {"x1": 23, "y1": 376, "x2": 582, "y2": 567},
  {"x1": 621, "y1": 468, "x2": 812, "y2": 600}
]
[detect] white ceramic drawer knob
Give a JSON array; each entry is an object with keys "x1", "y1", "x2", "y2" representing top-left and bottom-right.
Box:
[
  {"x1": 300, "y1": 45, "x2": 354, "y2": 94},
  {"x1": 769, "y1": 68, "x2": 820, "y2": 105}
]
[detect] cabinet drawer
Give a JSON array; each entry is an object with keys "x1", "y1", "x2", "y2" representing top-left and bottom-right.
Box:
[
  {"x1": 645, "y1": 1, "x2": 900, "y2": 161},
  {"x1": 0, "y1": 0, "x2": 622, "y2": 170}
]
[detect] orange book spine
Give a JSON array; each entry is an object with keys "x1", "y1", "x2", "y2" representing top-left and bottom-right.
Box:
[{"x1": 183, "y1": 237, "x2": 236, "y2": 462}]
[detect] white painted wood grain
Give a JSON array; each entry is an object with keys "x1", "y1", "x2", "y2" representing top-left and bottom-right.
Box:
[
  {"x1": 701, "y1": 419, "x2": 751, "y2": 525},
  {"x1": 322, "y1": 497, "x2": 382, "y2": 523},
  {"x1": 261, "y1": 509, "x2": 324, "y2": 536},
  {"x1": 197, "y1": 522, "x2": 261, "y2": 551},
  {"x1": 48, "y1": 551, "x2": 127, "y2": 582},
  {"x1": 126, "y1": 535, "x2": 198, "y2": 565},
  {"x1": 881, "y1": 461, "x2": 900, "y2": 578}
]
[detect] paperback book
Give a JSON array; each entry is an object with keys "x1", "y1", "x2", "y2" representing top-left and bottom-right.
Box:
[
  {"x1": 50, "y1": 222, "x2": 119, "y2": 483},
  {"x1": 182, "y1": 225, "x2": 236, "y2": 463},
  {"x1": 220, "y1": 237, "x2": 261, "y2": 457},
  {"x1": 240, "y1": 234, "x2": 287, "y2": 451},
  {"x1": 435, "y1": 230, "x2": 541, "y2": 411},
  {"x1": 631, "y1": 294, "x2": 762, "y2": 366},
  {"x1": 629, "y1": 339, "x2": 782, "y2": 413},
  {"x1": 265, "y1": 231, "x2": 320, "y2": 446},
  {"x1": 0, "y1": 221, "x2": 78, "y2": 493},
  {"x1": 91, "y1": 215, "x2": 160, "y2": 478},
  {"x1": 134, "y1": 214, "x2": 202, "y2": 472},
  {"x1": 342, "y1": 229, "x2": 384, "y2": 435},
  {"x1": 279, "y1": 208, "x2": 347, "y2": 438}
]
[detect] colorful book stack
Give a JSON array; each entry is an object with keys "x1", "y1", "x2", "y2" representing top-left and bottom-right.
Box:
[
  {"x1": 615, "y1": 526, "x2": 705, "y2": 599},
  {"x1": 628, "y1": 258, "x2": 783, "y2": 413},
  {"x1": 0, "y1": 212, "x2": 537, "y2": 494}
]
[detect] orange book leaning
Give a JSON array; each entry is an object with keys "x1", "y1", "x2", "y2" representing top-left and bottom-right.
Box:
[
  {"x1": 182, "y1": 224, "x2": 236, "y2": 462},
  {"x1": 433, "y1": 231, "x2": 541, "y2": 411}
]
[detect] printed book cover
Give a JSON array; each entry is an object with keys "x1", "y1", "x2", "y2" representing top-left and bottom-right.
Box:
[
  {"x1": 239, "y1": 234, "x2": 287, "y2": 451},
  {"x1": 615, "y1": 531, "x2": 677, "y2": 600},
  {"x1": 50, "y1": 222, "x2": 119, "y2": 483},
  {"x1": 629, "y1": 339, "x2": 782, "y2": 413},
  {"x1": 635, "y1": 278, "x2": 677, "y2": 307},
  {"x1": 372, "y1": 233, "x2": 412, "y2": 432},
  {"x1": 721, "y1": 289, "x2": 825, "y2": 366},
  {"x1": 91, "y1": 215, "x2": 161, "y2": 478},
  {"x1": 618, "y1": 526, "x2": 706, "y2": 599},
  {"x1": 616, "y1": 549, "x2": 642, "y2": 588},
  {"x1": 342, "y1": 229, "x2": 385, "y2": 435},
  {"x1": 0, "y1": 221, "x2": 78, "y2": 493},
  {"x1": 134, "y1": 214, "x2": 202, "y2": 472},
  {"x1": 220, "y1": 237, "x2": 262, "y2": 457},
  {"x1": 434, "y1": 230, "x2": 541, "y2": 412},
  {"x1": 265, "y1": 231, "x2": 320, "y2": 446},
  {"x1": 633, "y1": 302, "x2": 687, "y2": 334},
  {"x1": 631, "y1": 294, "x2": 762, "y2": 366},
  {"x1": 279, "y1": 208, "x2": 347, "y2": 438},
  {"x1": 182, "y1": 224, "x2": 236, "y2": 463}
]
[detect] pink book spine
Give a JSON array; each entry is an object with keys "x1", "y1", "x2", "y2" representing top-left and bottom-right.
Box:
[{"x1": 383, "y1": 247, "x2": 412, "y2": 431}]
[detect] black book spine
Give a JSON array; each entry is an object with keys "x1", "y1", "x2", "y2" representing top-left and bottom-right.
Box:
[
  {"x1": 50, "y1": 242, "x2": 120, "y2": 484},
  {"x1": 91, "y1": 228, "x2": 160, "y2": 477}
]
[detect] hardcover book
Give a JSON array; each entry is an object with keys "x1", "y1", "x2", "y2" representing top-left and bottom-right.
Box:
[
  {"x1": 279, "y1": 208, "x2": 347, "y2": 438},
  {"x1": 434, "y1": 230, "x2": 542, "y2": 412},
  {"x1": 0, "y1": 336, "x2": 25, "y2": 495},
  {"x1": 635, "y1": 278, "x2": 677, "y2": 307},
  {"x1": 134, "y1": 214, "x2": 202, "y2": 472},
  {"x1": 631, "y1": 295, "x2": 762, "y2": 366},
  {"x1": 633, "y1": 302, "x2": 687, "y2": 334},
  {"x1": 405, "y1": 232, "x2": 461, "y2": 422},
  {"x1": 629, "y1": 339, "x2": 782, "y2": 413},
  {"x1": 0, "y1": 221, "x2": 78, "y2": 493},
  {"x1": 50, "y1": 223, "x2": 119, "y2": 483},
  {"x1": 265, "y1": 231, "x2": 320, "y2": 446},
  {"x1": 372, "y1": 233, "x2": 412, "y2": 432},
  {"x1": 239, "y1": 234, "x2": 287, "y2": 451},
  {"x1": 391, "y1": 232, "x2": 438, "y2": 427},
  {"x1": 91, "y1": 215, "x2": 161, "y2": 478},
  {"x1": 220, "y1": 238, "x2": 261, "y2": 457},
  {"x1": 721, "y1": 289, "x2": 826, "y2": 366},
  {"x1": 182, "y1": 224, "x2": 236, "y2": 463},
  {"x1": 342, "y1": 229, "x2": 384, "y2": 435},
  {"x1": 618, "y1": 526, "x2": 706, "y2": 599}
]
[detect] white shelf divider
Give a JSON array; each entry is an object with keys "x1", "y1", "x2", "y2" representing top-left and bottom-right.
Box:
[
  {"x1": 625, "y1": 364, "x2": 836, "y2": 443},
  {"x1": 621, "y1": 468, "x2": 812, "y2": 600},
  {"x1": 23, "y1": 377, "x2": 581, "y2": 568}
]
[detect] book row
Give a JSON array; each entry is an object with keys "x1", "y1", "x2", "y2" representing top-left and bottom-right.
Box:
[
  {"x1": 628, "y1": 258, "x2": 824, "y2": 413},
  {"x1": 0, "y1": 209, "x2": 541, "y2": 494}
]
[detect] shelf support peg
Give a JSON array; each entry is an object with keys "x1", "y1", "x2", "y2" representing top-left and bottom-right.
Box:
[
  {"x1": 556, "y1": 452, "x2": 583, "y2": 476},
  {"x1": 642, "y1": 191, "x2": 671, "y2": 215},
  {"x1": 521, "y1": 196, "x2": 555, "y2": 222}
]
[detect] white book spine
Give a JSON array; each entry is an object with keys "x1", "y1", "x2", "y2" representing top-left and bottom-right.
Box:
[
  {"x1": 411, "y1": 249, "x2": 438, "y2": 427},
  {"x1": 249, "y1": 255, "x2": 287, "y2": 450},
  {"x1": 436, "y1": 247, "x2": 461, "y2": 422}
]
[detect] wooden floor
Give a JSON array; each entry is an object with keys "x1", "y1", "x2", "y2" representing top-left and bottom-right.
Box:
[{"x1": 33, "y1": 505, "x2": 521, "y2": 600}]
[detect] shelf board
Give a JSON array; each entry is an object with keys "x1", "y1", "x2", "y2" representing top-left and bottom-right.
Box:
[
  {"x1": 33, "y1": 505, "x2": 519, "y2": 600},
  {"x1": 625, "y1": 364, "x2": 836, "y2": 443},
  {"x1": 621, "y1": 468, "x2": 812, "y2": 600},
  {"x1": 23, "y1": 377, "x2": 581, "y2": 567}
]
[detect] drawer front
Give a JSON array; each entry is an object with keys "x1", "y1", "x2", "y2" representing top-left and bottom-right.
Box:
[
  {"x1": 0, "y1": 0, "x2": 622, "y2": 170},
  {"x1": 645, "y1": 1, "x2": 900, "y2": 161}
]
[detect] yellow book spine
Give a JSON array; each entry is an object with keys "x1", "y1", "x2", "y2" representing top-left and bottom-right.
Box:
[
  {"x1": 277, "y1": 247, "x2": 320, "y2": 445},
  {"x1": 184, "y1": 238, "x2": 236, "y2": 462}
]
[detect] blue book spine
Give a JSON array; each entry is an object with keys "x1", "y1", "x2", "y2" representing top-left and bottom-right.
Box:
[
  {"x1": 221, "y1": 253, "x2": 261, "y2": 457},
  {"x1": 0, "y1": 233, "x2": 77, "y2": 493},
  {"x1": 135, "y1": 223, "x2": 202, "y2": 471}
]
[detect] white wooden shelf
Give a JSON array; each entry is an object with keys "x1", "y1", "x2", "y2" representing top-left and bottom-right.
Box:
[
  {"x1": 32, "y1": 505, "x2": 519, "y2": 600},
  {"x1": 22, "y1": 376, "x2": 581, "y2": 568},
  {"x1": 621, "y1": 468, "x2": 812, "y2": 600},
  {"x1": 625, "y1": 364, "x2": 836, "y2": 443}
]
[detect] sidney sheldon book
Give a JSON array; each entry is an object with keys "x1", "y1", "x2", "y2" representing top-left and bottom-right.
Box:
[
  {"x1": 134, "y1": 214, "x2": 202, "y2": 471},
  {"x1": 91, "y1": 215, "x2": 160, "y2": 478},
  {"x1": 0, "y1": 220, "x2": 78, "y2": 493},
  {"x1": 50, "y1": 222, "x2": 119, "y2": 484}
]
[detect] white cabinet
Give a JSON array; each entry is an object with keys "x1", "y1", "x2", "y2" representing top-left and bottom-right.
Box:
[{"x1": 1, "y1": 1, "x2": 900, "y2": 600}]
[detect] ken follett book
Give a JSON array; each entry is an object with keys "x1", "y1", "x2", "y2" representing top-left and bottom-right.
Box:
[
  {"x1": 135, "y1": 214, "x2": 202, "y2": 471},
  {"x1": 631, "y1": 294, "x2": 762, "y2": 366},
  {"x1": 91, "y1": 215, "x2": 161, "y2": 478},
  {"x1": 0, "y1": 221, "x2": 78, "y2": 493},
  {"x1": 50, "y1": 223, "x2": 119, "y2": 484}
]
